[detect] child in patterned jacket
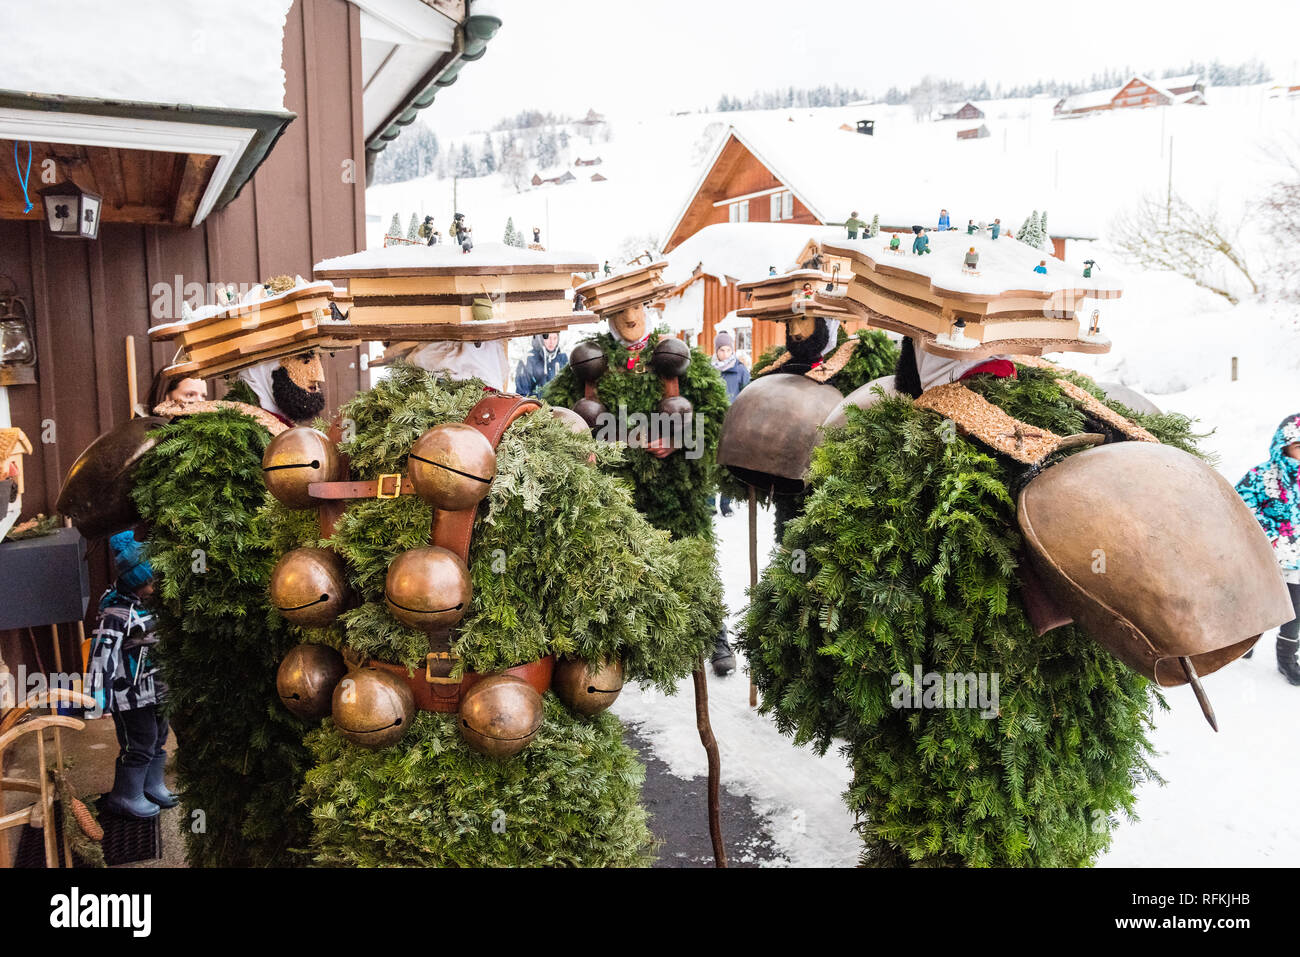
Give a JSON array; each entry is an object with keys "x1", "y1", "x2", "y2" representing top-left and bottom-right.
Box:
[{"x1": 1236, "y1": 413, "x2": 1300, "y2": 685}]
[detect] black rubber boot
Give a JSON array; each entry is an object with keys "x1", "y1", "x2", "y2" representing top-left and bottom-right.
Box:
[
  {"x1": 102, "y1": 761, "x2": 161, "y2": 819},
  {"x1": 1278, "y1": 636, "x2": 1300, "y2": 686},
  {"x1": 144, "y1": 752, "x2": 179, "y2": 808},
  {"x1": 711, "y1": 632, "x2": 736, "y2": 676}
]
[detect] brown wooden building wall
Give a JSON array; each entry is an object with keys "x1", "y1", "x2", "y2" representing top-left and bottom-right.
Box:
[
  {"x1": 0, "y1": 0, "x2": 367, "y2": 674},
  {"x1": 664, "y1": 136, "x2": 817, "y2": 251}
]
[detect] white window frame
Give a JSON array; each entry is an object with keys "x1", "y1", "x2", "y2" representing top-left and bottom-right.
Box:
[
  {"x1": 728, "y1": 200, "x2": 749, "y2": 223},
  {"x1": 769, "y1": 189, "x2": 794, "y2": 221}
]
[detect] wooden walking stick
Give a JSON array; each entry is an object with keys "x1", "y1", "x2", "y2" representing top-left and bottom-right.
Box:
[
  {"x1": 692, "y1": 664, "x2": 726, "y2": 867},
  {"x1": 1180, "y1": 656, "x2": 1218, "y2": 732},
  {"x1": 748, "y1": 485, "x2": 758, "y2": 708}
]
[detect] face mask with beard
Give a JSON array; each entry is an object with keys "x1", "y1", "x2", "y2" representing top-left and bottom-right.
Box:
[
  {"x1": 272, "y1": 354, "x2": 327, "y2": 423},
  {"x1": 782, "y1": 317, "x2": 830, "y2": 374}
]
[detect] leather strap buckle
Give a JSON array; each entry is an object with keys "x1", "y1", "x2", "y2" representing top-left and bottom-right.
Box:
[
  {"x1": 425, "y1": 651, "x2": 460, "y2": 685},
  {"x1": 375, "y1": 473, "x2": 403, "y2": 499}
]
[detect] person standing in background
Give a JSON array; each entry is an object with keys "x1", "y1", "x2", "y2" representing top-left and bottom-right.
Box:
[
  {"x1": 1236, "y1": 413, "x2": 1300, "y2": 685},
  {"x1": 711, "y1": 331, "x2": 749, "y2": 517},
  {"x1": 514, "y1": 332, "x2": 568, "y2": 398}
]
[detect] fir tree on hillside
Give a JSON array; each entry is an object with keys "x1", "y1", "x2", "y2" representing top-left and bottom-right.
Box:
[
  {"x1": 1018, "y1": 210, "x2": 1041, "y2": 249},
  {"x1": 480, "y1": 133, "x2": 497, "y2": 176}
]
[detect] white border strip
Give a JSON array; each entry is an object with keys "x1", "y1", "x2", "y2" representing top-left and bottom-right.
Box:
[{"x1": 0, "y1": 107, "x2": 258, "y2": 226}]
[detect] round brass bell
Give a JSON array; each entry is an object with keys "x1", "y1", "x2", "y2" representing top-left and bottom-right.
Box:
[
  {"x1": 649, "y1": 337, "x2": 691, "y2": 378},
  {"x1": 658, "y1": 394, "x2": 693, "y2": 417},
  {"x1": 550, "y1": 406, "x2": 591, "y2": 434},
  {"x1": 331, "y1": 665, "x2": 415, "y2": 749},
  {"x1": 408, "y1": 423, "x2": 497, "y2": 510},
  {"x1": 572, "y1": 397, "x2": 607, "y2": 429},
  {"x1": 269, "y1": 547, "x2": 350, "y2": 627},
  {"x1": 276, "y1": 643, "x2": 347, "y2": 720},
  {"x1": 458, "y1": 674, "x2": 544, "y2": 757},
  {"x1": 552, "y1": 658, "x2": 624, "y2": 716},
  {"x1": 384, "y1": 546, "x2": 472, "y2": 632},
  {"x1": 569, "y1": 341, "x2": 608, "y2": 382},
  {"x1": 262, "y1": 427, "x2": 340, "y2": 508}
]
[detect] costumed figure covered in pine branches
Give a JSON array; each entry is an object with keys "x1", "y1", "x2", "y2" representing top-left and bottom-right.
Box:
[
  {"x1": 545, "y1": 259, "x2": 734, "y2": 674},
  {"x1": 57, "y1": 274, "x2": 347, "y2": 865},
  {"x1": 718, "y1": 263, "x2": 899, "y2": 535},
  {"x1": 737, "y1": 232, "x2": 1294, "y2": 866},
  {"x1": 273, "y1": 245, "x2": 724, "y2": 865}
]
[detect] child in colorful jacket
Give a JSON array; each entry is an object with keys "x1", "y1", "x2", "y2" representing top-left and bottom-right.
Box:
[
  {"x1": 1236, "y1": 413, "x2": 1300, "y2": 685},
  {"x1": 88, "y1": 531, "x2": 179, "y2": 816}
]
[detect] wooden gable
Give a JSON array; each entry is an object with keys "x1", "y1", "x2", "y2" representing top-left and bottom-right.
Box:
[{"x1": 663, "y1": 133, "x2": 818, "y2": 252}]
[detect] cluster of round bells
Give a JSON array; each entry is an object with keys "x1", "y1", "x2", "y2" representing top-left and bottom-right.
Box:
[
  {"x1": 569, "y1": 337, "x2": 693, "y2": 441},
  {"x1": 263, "y1": 421, "x2": 623, "y2": 757}
]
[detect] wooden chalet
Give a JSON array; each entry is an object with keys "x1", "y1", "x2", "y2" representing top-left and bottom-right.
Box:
[
  {"x1": 1054, "y1": 74, "x2": 1206, "y2": 116},
  {"x1": 0, "y1": 0, "x2": 503, "y2": 683},
  {"x1": 939, "y1": 101, "x2": 985, "y2": 121}
]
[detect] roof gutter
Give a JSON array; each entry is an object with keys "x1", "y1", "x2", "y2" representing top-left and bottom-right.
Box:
[{"x1": 363, "y1": 10, "x2": 502, "y2": 185}]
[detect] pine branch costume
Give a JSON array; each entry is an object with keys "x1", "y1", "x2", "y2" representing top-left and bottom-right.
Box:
[
  {"x1": 544, "y1": 329, "x2": 730, "y2": 541},
  {"x1": 737, "y1": 362, "x2": 1234, "y2": 866},
  {"x1": 752, "y1": 326, "x2": 898, "y2": 397},
  {"x1": 130, "y1": 408, "x2": 314, "y2": 866},
  {"x1": 272, "y1": 366, "x2": 719, "y2": 866}
]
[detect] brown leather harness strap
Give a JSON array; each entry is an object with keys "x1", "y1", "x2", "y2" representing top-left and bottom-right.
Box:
[
  {"x1": 369, "y1": 655, "x2": 555, "y2": 714},
  {"x1": 311, "y1": 475, "x2": 416, "y2": 499}
]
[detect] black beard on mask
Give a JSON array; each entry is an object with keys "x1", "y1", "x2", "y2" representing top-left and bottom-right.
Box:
[
  {"x1": 782, "y1": 318, "x2": 831, "y2": 374},
  {"x1": 271, "y1": 365, "x2": 327, "y2": 422},
  {"x1": 894, "y1": 336, "x2": 924, "y2": 398}
]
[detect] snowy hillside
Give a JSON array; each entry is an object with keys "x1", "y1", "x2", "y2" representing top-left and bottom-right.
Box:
[{"x1": 368, "y1": 84, "x2": 1299, "y2": 270}]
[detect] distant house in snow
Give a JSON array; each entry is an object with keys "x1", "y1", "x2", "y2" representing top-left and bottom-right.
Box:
[
  {"x1": 530, "y1": 170, "x2": 577, "y2": 186},
  {"x1": 578, "y1": 108, "x2": 606, "y2": 126},
  {"x1": 574, "y1": 156, "x2": 603, "y2": 166},
  {"x1": 956, "y1": 125, "x2": 990, "y2": 140},
  {"x1": 939, "y1": 101, "x2": 985, "y2": 121},
  {"x1": 589, "y1": 172, "x2": 607, "y2": 182},
  {"x1": 1054, "y1": 74, "x2": 1206, "y2": 116}
]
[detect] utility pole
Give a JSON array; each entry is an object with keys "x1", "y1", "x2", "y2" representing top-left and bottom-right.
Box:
[
  {"x1": 1166, "y1": 136, "x2": 1174, "y2": 226},
  {"x1": 453, "y1": 175, "x2": 459, "y2": 216}
]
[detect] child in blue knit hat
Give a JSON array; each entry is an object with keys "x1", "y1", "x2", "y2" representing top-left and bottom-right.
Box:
[{"x1": 87, "y1": 531, "x2": 177, "y2": 818}]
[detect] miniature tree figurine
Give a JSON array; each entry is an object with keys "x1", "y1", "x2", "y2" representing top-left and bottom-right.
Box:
[
  {"x1": 387, "y1": 213, "x2": 401, "y2": 242},
  {"x1": 503, "y1": 217, "x2": 517, "y2": 246},
  {"x1": 869, "y1": 213, "x2": 880, "y2": 238},
  {"x1": 407, "y1": 213, "x2": 420, "y2": 242}
]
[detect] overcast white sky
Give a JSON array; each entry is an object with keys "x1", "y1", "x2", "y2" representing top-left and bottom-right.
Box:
[{"x1": 429, "y1": 0, "x2": 1299, "y2": 135}]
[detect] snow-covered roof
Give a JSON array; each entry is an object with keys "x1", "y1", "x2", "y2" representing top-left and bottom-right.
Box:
[
  {"x1": 1160, "y1": 73, "x2": 1202, "y2": 91},
  {"x1": 0, "y1": 0, "x2": 293, "y2": 112},
  {"x1": 1055, "y1": 87, "x2": 1121, "y2": 112},
  {"x1": 661, "y1": 222, "x2": 845, "y2": 288},
  {"x1": 669, "y1": 119, "x2": 1101, "y2": 243},
  {"x1": 823, "y1": 229, "x2": 1124, "y2": 300},
  {"x1": 315, "y1": 241, "x2": 598, "y2": 276}
]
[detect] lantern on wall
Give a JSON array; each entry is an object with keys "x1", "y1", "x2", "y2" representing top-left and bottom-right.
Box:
[
  {"x1": 0, "y1": 279, "x2": 36, "y2": 386},
  {"x1": 38, "y1": 180, "x2": 101, "y2": 240}
]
